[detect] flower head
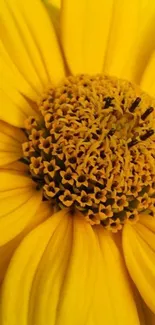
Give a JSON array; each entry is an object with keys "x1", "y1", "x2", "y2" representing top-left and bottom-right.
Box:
[
  {"x1": 22, "y1": 74, "x2": 155, "y2": 232},
  {"x1": 0, "y1": 0, "x2": 155, "y2": 324}
]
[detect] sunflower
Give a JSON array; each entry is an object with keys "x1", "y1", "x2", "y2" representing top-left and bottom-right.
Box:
[{"x1": 0, "y1": 0, "x2": 155, "y2": 324}]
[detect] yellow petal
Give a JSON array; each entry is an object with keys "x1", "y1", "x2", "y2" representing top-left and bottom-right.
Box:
[
  {"x1": 44, "y1": 0, "x2": 61, "y2": 37},
  {"x1": 1, "y1": 213, "x2": 61, "y2": 325},
  {"x1": 135, "y1": 221, "x2": 155, "y2": 252},
  {"x1": 0, "y1": 214, "x2": 102, "y2": 325},
  {"x1": 104, "y1": 0, "x2": 140, "y2": 80},
  {"x1": 0, "y1": 200, "x2": 52, "y2": 284},
  {"x1": 143, "y1": 301, "x2": 155, "y2": 325},
  {"x1": 91, "y1": 227, "x2": 140, "y2": 325},
  {"x1": 0, "y1": 162, "x2": 52, "y2": 283},
  {"x1": 132, "y1": 287, "x2": 155, "y2": 325},
  {"x1": 0, "y1": 71, "x2": 40, "y2": 127},
  {"x1": 123, "y1": 216, "x2": 155, "y2": 313},
  {"x1": 0, "y1": 40, "x2": 38, "y2": 100},
  {"x1": 46, "y1": 0, "x2": 61, "y2": 7},
  {"x1": 1, "y1": 213, "x2": 142, "y2": 325},
  {"x1": 140, "y1": 52, "x2": 155, "y2": 97},
  {"x1": 0, "y1": 0, "x2": 65, "y2": 85},
  {"x1": 0, "y1": 89, "x2": 29, "y2": 127},
  {"x1": 0, "y1": 211, "x2": 68, "y2": 325},
  {"x1": 30, "y1": 214, "x2": 99, "y2": 325},
  {"x1": 61, "y1": 0, "x2": 113, "y2": 74},
  {"x1": 0, "y1": 121, "x2": 26, "y2": 166},
  {"x1": 139, "y1": 213, "x2": 155, "y2": 232},
  {"x1": 0, "y1": 160, "x2": 29, "y2": 173},
  {"x1": 119, "y1": 0, "x2": 155, "y2": 83},
  {"x1": 0, "y1": 171, "x2": 41, "y2": 245},
  {"x1": 0, "y1": 0, "x2": 65, "y2": 126}
]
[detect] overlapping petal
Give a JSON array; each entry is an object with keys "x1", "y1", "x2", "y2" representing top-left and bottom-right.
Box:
[
  {"x1": 0, "y1": 163, "x2": 52, "y2": 283},
  {"x1": 116, "y1": 0, "x2": 155, "y2": 83},
  {"x1": 1, "y1": 213, "x2": 95, "y2": 325},
  {"x1": 0, "y1": 0, "x2": 65, "y2": 127},
  {"x1": 123, "y1": 215, "x2": 155, "y2": 313},
  {"x1": 132, "y1": 288, "x2": 155, "y2": 325},
  {"x1": 0, "y1": 1, "x2": 155, "y2": 324},
  {"x1": 0, "y1": 121, "x2": 26, "y2": 166},
  {"x1": 140, "y1": 51, "x2": 155, "y2": 97},
  {"x1": 91, "y1": 227, "x2": 140, "y2": 325},
  {"x1": 44, "y1": 0, "x2": 61, "y2": 37},
  {"x1": 1, "y1": 214, "x2": 142, "y2": 325},
  {"x1": 143, "y1": 301, "x2": 155, "y2": 325},
  {"x1": 104, "y1": 0, "x2": 140, "y2": 80},
  {"x1": 61, "y1": 0, "x2": 113, "y2": 74}
]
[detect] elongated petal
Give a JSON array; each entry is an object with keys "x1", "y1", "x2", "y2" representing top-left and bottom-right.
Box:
[
  {"x1": 104, "y1": 0, "x2": 140, "y2": 80},
  {"x1": 0, "y1": 162, "x2": 52, "y2": 283},
  {"x1": 139, "y1": 213, "x2": 155, "y2": 232},
  {"x1": 140, "y1": 52, "x2": 155, "y2": 97},
  {"x1": 0, "y1": 0, "x2": 65, "y2": 127},
  {"x1": 0, "y1": 211, "x2": 62, "y2": 325},
  {"x1": 143, "y1": 302, "x2": 155, "y2": 325},
  {"x1": 1, "y1": 212, "x2": 96, "y2": 325},
  {"x1": 123, "y1": 216, "x2": 155, "y2": 313},
  {"x1": 44, "y1": 0, "x2": 61, "y2": 37},
  {"x1": 120, "y1": 0, "x2": 155, "y2": 83},
  {"x1": 92, "y1": 228, "x2": 140, "y2": 325},
  {"x1": 0, "y1": 199, "x2": 52, "y2": 283},
  {"x1": 0, "y1": 40, "x2": 38, "y2": 101},
  {"x1": 0, "y1": 121, "x2": 26, "y2": 166},
  {"x1": 29, "y1": 214, "x2": 99, "y2": 325},
  {"x1": 0, "y1": 89, "x2": 30, "y2": 127},
  {"x1": 132, "y1": 287, "x2": 155, "y2": 325},
  {"x1": 61, "y1": 0, "x2": 113, "y2": 74},
  {"x1": 0, "y1": 165, "x2": 40, "y2": 252},
  {"x1": 1, "y1": 213, "x2": 141, "y2": 325},
  {"x1": 46, "y1": 0, "x2": 60, "y2": 7}
]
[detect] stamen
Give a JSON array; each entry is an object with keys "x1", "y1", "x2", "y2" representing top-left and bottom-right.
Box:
[
  {"x1": 128, "y1": 139, "x2": 139, "y2": 148},
  {"x1": 108, "y1": 128, "x2": 116, "y2": 137},
  {"x1": 140, "y1": 129, "x2": 154, "y2": 141},
  {"x1": 141, "y1": 107, "x2": 154, "y2": 120},
  {"x1": 129, "y1": 97, "x2": 141, "y2": 112},
  {"x1": 104, "y1": 97, "x2": 114, "y2": 108},
  {"x1": 21, "y1": 75, "x2": 155, "y2": 232}
]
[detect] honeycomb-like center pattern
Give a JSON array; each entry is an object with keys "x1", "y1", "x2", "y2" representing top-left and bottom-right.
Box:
[{"x1": 22, "y1": 75, "x2": 155, "y2": 232}]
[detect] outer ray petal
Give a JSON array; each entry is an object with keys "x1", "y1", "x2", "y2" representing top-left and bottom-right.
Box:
[
  {"x1": 123, "y1": 216, "x2": 155, "y2": 313},
  {"x1": 0, "y1": 211, "x2": 61, "y2": 325},
  {"x1": 44, "y1": 0, "x2": 61, "y2": 37},
  {"x1": 0, "y1": 71, "x2": 40, "y2": 127},
  {"x1": 29, "y1": 214, "x2": 98, "y2": 325},
  {"x1": 46, "y1": 0, "x2": 61, "y2": 7},
  {"x1": 0, "y1": 214, "x2": 141, "y2": 325},
  {"x1": 91, "y1": 227, "x2": 140, "y2": 325},
  {"x1": 139, "y1": 213, "x2": 155, "y2": 232},
  {"x1": 0, "y1": 40, "x2": 39, "y2": 101},
  {"x1": 140, "y1": 52, "x2": 155, "y2": 97},
  {"x1": 0, "y1": 199, "x2": 52, "y2": 284},
  {"x1": 0, "y1": 121, "x2": 26, "y2": 166},
  {"x1": 0, "y1": 0, "x2": 65, "y2": 127},
  {"x1": 61, "y1": 0, "x2": 113, "y2": 74},
  {"x1": 143, "y1": 302, "x2": 155, "y2": 325},
  {"x1": 104, "y1": 0, "x2": 140, "y2": 79},
  {"x1": 118, "y1": 0, "x2": 155, "y2": 83},
  {"x1": 132, "y1": 287, "x2": 155, "y2": 325},
  {"x1": 0, "y1": 162, "x2": 53, "y2": 282},
  {"x1": 1, "y1": 0, "x2": 65, "y2": 85}
]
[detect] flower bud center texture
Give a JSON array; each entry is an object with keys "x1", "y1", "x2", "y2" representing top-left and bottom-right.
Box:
[{"x1": 22, "y1": 75, "x2": 155, "y2": 232}]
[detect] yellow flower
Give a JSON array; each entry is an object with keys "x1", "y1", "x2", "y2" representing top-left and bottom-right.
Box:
[{"x1": 0, "y1": 0, "x2": 155, "y2": 324}]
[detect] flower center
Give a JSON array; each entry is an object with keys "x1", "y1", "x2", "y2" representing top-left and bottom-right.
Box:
[{"x1": 22, "y1": 75, "x2": 155, "y2": 232}]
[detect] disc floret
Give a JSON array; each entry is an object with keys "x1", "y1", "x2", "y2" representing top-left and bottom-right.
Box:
[{"x1": 22, "y1": 75, "x2": 155, "y2": 231}]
